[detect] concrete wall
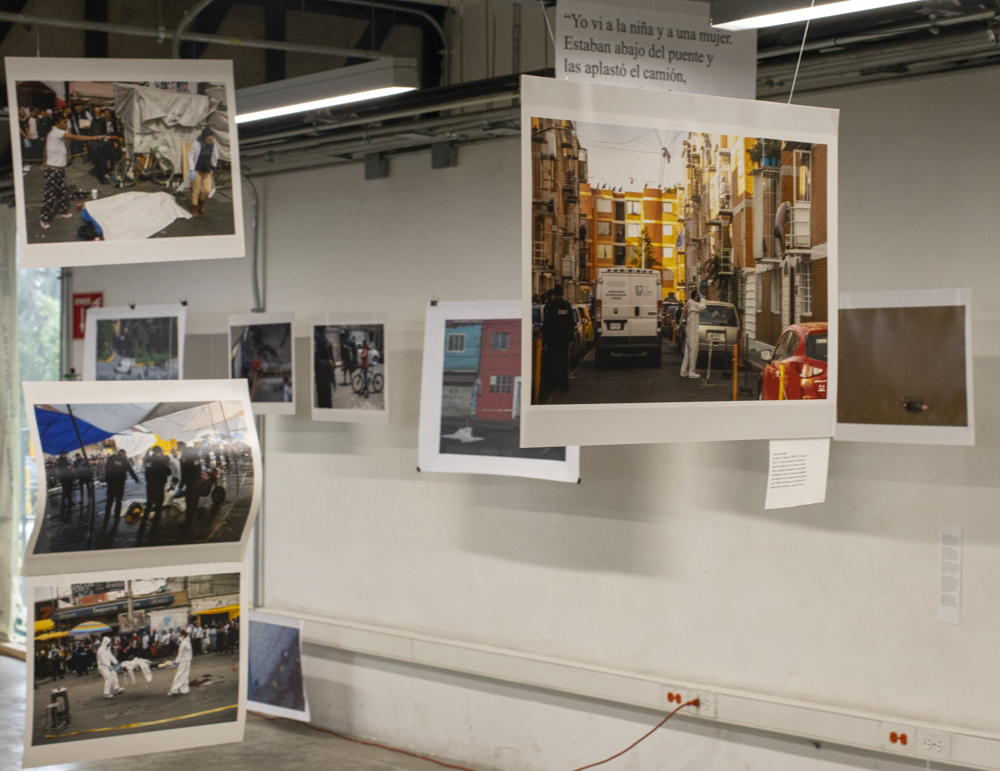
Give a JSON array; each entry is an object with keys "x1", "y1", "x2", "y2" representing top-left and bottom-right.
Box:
[{"x1": 68, "y1": 65, "x2": 1000, "y2": 771}]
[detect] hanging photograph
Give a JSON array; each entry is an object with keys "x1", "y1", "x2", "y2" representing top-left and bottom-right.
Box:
[
  {"x1": 520, "y1": 75, "x2": 839, "y2": 447},
  {"x1": 22, "y1": 379, "x2": 261, "y2": 576},
  {"x1": 246, "y1": 610, "x2": 310, "y2": 722},
  {"x1": 229, "y1": 312, "x2": 295, "y2": 416},
  {"x1": 419, "y1": 301, "x2": 579, "y2": 483},
  {"x1": 6, "y1": 57, "x2": 244, "y2": 269},
  {"x1": 835, "y1": 289, "x2": 974, "y2": 445},
  {"x1": 23, "y1": 563, "x2": 246, "y2": 768},
  {"x1": 311, "y1": 313, "x2": 388, "y2": 424},
  {"x1": 83, "y1": 304, "x2": 186, "y2": 381}
]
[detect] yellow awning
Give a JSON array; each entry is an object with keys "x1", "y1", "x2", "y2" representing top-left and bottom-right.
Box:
[
  {"x1": 194, "y1": 604, "x2": 240, "y2": 621},
  {"x1": 34, "y1": 619, "x2": 54, "y2": 633},
  {"x1": 35, "y1": 631, "x2": 68, "y2": 641}
]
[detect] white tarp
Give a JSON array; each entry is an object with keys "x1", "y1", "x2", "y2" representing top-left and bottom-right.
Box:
[
  {"x1": 113, "y1": 83, "x2": 226, "y2": 170},
  {"x1": 84, "y1": 192, "x2": 192, "y2": 241}
]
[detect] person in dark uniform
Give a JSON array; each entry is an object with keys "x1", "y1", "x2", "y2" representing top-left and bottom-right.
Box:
[
  {"x1": 541, "y1": 284, "x2": 575, "y2": 393},
  {"x1": 340, "y1": 335, "x2": 356, "y2": 386},
  {"x1": 56, "y1": 452, "x2": 75, "y2": 515},
  {"x1": 75, "y1": 454, "x2": 95, "y2": 510},
  {"x1": 141, "y1": 446, "x2": 171, "y2": 528},
  {"x1": 105, "y1": 449, "x2": 139, "y2": 520},
  {"x1": 178, "y1": 441, "x2": 203, "y2": 525},
  {"x1": 314, "y1": 328, "x2": 336, "y2": 408}
]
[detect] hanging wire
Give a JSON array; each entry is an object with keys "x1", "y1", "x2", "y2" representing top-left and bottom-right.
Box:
[
  {"x1": 787, "y1": 0, "x2": 817, "y2": 104},
  {"x1": 538, "y1": 0, "x2": 556, "y2": 51}
]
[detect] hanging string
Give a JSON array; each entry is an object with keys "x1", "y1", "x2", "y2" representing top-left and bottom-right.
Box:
[
  {"x1": 787, "y1": 0, "x2": 817, "y2": 104},
  {"x1": 538, "y1": 0, "x2": 556, "y2": 52}
]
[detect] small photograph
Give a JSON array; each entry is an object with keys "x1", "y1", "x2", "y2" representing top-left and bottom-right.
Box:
[
  {"x1": 247, "y1": 611, "x2": 309, "y2": 722},
  {"x1": 836, "y1": 289, "x2": 973, "y2": 445},
  {"x1": 6, "y1": 58, "x2": 244, "y2": 269},
  {"x1": 311, "y1": 313, "x2": 388, "y2": 423},
  {"x1": 23, "y1": 380, "x2": 262, "y2": 576},
  {"x1": 229, "y1": 312, "x2": 295, "y2": 416},
  {"x1": 419, "y1": 301, "x2": 579, "y2": 483},
  {"x1": 25, "y1": 567, "x2": 245, "y2": 767},
  {"x1": 84, "y1": 304, "x2": 186, "y2": 381}
]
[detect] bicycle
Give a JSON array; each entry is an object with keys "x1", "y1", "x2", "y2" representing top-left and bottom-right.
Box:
[
  {"x1": 351, "y1": 369, "x2": 384, "y2": 395},
  {"x1": 114, "y1": 144, "x2": 174, "y2": 188}
]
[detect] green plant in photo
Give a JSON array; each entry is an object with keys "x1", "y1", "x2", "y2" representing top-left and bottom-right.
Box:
[{"x1": 96, "y1": 320, "x2": 114, "y2": 360}]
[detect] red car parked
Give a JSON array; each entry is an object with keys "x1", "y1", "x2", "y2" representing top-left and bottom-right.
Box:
[{"x1": 759, "y1": 322, "x2": 828, "y2": 400}]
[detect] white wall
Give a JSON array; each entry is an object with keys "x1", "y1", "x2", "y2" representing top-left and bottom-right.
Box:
[{"x1": 69, "y1": 66, "x2": 1000, "y2": 771}]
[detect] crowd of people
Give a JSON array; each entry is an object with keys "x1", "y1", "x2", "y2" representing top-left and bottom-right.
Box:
[
  {"x1": 35, "y1": 618, "x2": 240, "y2": 690},
  {"x1": 19, "y1": 103, "x2": 123, "y2": 185}
]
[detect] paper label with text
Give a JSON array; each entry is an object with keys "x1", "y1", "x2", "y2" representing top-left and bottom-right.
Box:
[
  {"x1": 556, "y1": 0, "x2": 756, "y2": 100},
  {"x1": 765, "y1": 438, "x2": 830, "y2": 510}
]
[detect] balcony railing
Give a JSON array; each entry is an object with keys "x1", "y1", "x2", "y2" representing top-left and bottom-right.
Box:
[
  {"x1": 786, "y1": 203, "x2": 811, "y2": 250},
  {"x1": 718, "y1": 249, "x2": 734, "y2": 275}
]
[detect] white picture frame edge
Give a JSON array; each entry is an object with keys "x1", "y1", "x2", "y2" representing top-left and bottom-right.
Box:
[
  {"x1": 418, "y1": 299, "x2": 581, "y2": 483},
  {"x1": 22, "y1": 561, "x2": 248, "y2": 769},
  {"x1": 309, "y1": 311, "x2": 390, "y2": 424},
  {"x1": 21, "y1": 379, "x2": 261, "y2": 577},
  {"x1": 834, "y1": 288, "x2": 974, "y2": 446},
  {"x1": 83, "y1": 304, "x2": 187, "y2": 382},
  {"x1": 519, "y1": 75, "x2": 840, "y2": 448},
  {"x1": 245, "y1": 610, "x2": 311, "y2": 723},
  {"x1": 5, "y1": 57, "x2": 245, "y2": 269},
  {"x1": 228, "y1": 311, "x2": 296, "y2": 417}
]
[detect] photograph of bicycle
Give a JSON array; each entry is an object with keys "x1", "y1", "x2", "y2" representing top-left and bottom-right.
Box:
[
  {"x1": 229, "y1": 314, "x2": 296, "y2": 416},
  {"x1": 14, "y1": 78, "x2": 235, "y2": 244},
  {"x1": 312, "y1": 323, "x2": 387, "y2": 416}
]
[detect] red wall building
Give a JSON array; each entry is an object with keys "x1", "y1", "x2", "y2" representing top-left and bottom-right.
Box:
[{"x1": 476, "y1": 319, "x2": 521, "y2": 422}]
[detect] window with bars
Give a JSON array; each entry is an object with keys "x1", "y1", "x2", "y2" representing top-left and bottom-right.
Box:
[
  {"x1": 446, "y1": 333, "x2": 465, "y2": 352},
  {"x1": 490, "y1": 375, "x2": 513, "y2": 394},
  {"x1": 770, "y1": 270, "x2": 780, "y2": 315},
  {"x1": 800, "y1": 262, "x2": 813, "y2": 315},
  {"x1": 794, "y1": 150, "x2": 812, "y2": 203},
  {"x1": 491, "y1": 332, "x2": 509, "y2": 351}
]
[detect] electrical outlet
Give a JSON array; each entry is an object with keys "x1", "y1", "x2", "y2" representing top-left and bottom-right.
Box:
[
  {"x1": 660, "y1": 685, "x2": 717, "y2": 719},
  {"x1": 879, "y1": 722, "x2": 915, "y2": 754},
  {"x1": 915, "y1": 728, "x2": 952, "y2": 760}
]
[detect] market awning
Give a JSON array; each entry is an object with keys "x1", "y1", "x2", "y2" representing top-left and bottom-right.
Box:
[
  {"x1": 194, "y1": 604, "x2": 240, "y2": 621},
  {"x1": 35, "y1": 631, "x2": 68, "y2": 641},
  {"x1": 34, "y1": 619, "x2": 54, "y2": 633},
  {"x1": 68, "y1": 621, "x2": 112, "y2": 636},
  {"x1": 34, "y1": 403, "x2": 158, "y2": 455}
]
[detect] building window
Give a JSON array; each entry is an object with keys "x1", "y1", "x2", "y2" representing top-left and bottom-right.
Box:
[
  {"x1": 770, "y1": 270, "x2": 780, "y2": 314},
  {"x1": 663, "y1": 247, "x2": 674, "y2": 260},
  {"x1": 597, "y1": 221, "x2": 612, "y2": 236},
  {"x1": 794, "y1": 150, "x2": 812, "y2": 203},
  {"x1": 663, "y1": 269, "x2": 674, "y2": 283},
  {"x1": 447, "y1": 333, "x2": 465, "y2": 352},
  {"x1": 800, "y1": 262, "x2": 813, "y2": 316},
  {"x1": 597, "y1": 244, "x2": 613, "y2": 262},
  {"x1": 626, "y1": 223, "x2": 641, "y2": 239},
  {"x1": 596, "y1": 197, "x2": 612, "y2": 214},
  {"x1": 490, "y1": 375, "x2": 514, "y2": 394},
  {"x1": 614, "y1": 201, "x2": 625, "y2": 220},
  {"x1": 663, "y1": 224, "x2": 673, "y2": 236},
  {"x1": 663, "y1": 201, "x2": 673, "y2": 214},
  {"x1": 614, "y1": 224, "x2": 625, "y2": 242},
  {"x1": 491, "y1": 332, "x2": 509, "y2": 351},
  {"x1": 626, "y1": 201, "x2": 642, "y2": 215},
  {"x1": 613, "y1": 246, "x2": 626, "y2": 265},
  {"x1": 755, "y1": 271, "x2": 762, "y2": 307}
]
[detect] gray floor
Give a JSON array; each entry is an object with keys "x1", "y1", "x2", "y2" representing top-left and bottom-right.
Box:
[{"x1": 0, "y1": 654, "x2": 472, "y2": 771}]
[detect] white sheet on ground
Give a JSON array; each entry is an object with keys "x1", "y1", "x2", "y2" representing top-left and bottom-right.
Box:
[{"x1": 85, "y1": 192, "x2": 192, "y2": 241}]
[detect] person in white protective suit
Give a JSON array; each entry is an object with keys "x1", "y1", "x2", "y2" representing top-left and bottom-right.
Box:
[
  {"x1": 97, "y1": 637, "x2": 125, "y2": 698},
  {"x1": 680, "y1": 289, "x2": 708, "y2": 379},
  {"x1": 121, "y1": 657, "x2": 153, "y2": 684},
  {"x1": 167, "y1": 629, "x2": 192, "y2": 696}
]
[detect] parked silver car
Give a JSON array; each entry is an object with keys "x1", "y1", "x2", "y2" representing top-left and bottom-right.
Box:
[{"x1": 695, "y1": 301, "x2": 741, "y2": 366}]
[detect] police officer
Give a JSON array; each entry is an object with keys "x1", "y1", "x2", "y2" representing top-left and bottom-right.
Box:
[
  {"x1": 56, "y1": 452, "x2": 75, "y2": 515},
  {"x1": 541, "y1": 284, "x2": 575, "y2": 393},
  {"x1": 75, "y1": 454, "x2": 95, "y2": 510},
  {"x1": 179, "y1": 441, "x2": 203, "y2": 525},
  {"x1": 314, "y1": 328, "x2": 336, "y2": 408},
  {"x1": 141, "y1": 446, "x2": 171, "y2": 528},
  {"x1": 104, "y1": 449, "x2": 139, "y2": 520}
]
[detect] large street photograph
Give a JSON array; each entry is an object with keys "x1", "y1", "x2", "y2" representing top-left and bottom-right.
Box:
[
  {"x1": 312, "y1": 320, "x2": 387, "y2": 421},
  {"x1": 230, "y1": 313, "x2": 294, "y2": 415},
  {"x1": 6, "y1": 58, "x2": 244, "y2": 269},
  {"x1": 29, "y1": 400, "x2": 254, "y2": 555},
  {"x1": 530, "y1": 115, "x2": 830, "y2": 408},
  {"x1": 26, "y1": 570, "x2": 245, "y2": 766}
]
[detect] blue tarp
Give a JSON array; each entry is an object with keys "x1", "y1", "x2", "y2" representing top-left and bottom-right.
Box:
[{"x1": 35, "y1": 407, "x2": 116, "y2": 455}]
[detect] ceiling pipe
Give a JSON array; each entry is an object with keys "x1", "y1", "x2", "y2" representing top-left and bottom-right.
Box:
[
  {"x1": 0, "y1": 11, "x2": 386, "y2": 60},
  {"x1": 172, "y1": 0, "x2": 217, "y2": 58}
]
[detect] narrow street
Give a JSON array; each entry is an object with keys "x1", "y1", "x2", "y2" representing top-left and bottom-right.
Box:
[
  {"x1": 543, "y1": 337, "x2": 757, "y2": 405},
  {"x1": 35, "y1": 463, "x2": 254, "y2": 553}
]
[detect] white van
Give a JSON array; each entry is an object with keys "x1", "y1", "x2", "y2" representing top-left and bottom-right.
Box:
[{"x1": 594, "y1": 267, "x2": 662, "y2": 367}]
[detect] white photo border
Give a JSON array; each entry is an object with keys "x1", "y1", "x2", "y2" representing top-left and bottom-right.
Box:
[
  {"x1": 23, "y1": 561, "x2": 248, "y2": 768},
  {"x1": 84, "y1": 304, "x2": 187, "y2": 381},
  {"x1": 309, "y1": 312, "x2": 390, "y2": 424},
  {"x1": 519, "y1": 75, "x2": 839, "y2": 447},
  {"x1": 228, "y1": 312, "x2": 296, "y2": 417},
  {"x1": 835, "y1": 288, "x2": 974, "y2": 446},
  {"x1": 246, "y1": 610, "x2": 311, "y2": 723},
  {"x1": 22, "y1": 379, "x2": 262, "y2": 576},
  {"x1": 6, "y1": 57, "x2": 245, "y2": 269},
  {"x1": 419, "y1": 300, "x2": 580, "y2": 483}
]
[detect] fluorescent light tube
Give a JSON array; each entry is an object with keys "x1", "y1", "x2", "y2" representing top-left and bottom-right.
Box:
[
  {"x1": 236, "y1": 85, "x2": 415, "y2": 124},
  {"x1": 714, "y1": 0, "x2": 921, "y2": 31}
]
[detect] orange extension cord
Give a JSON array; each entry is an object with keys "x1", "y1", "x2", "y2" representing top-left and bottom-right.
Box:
[{"x1": 249, "y1": 698, "x2": 698, "y2": 771}]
